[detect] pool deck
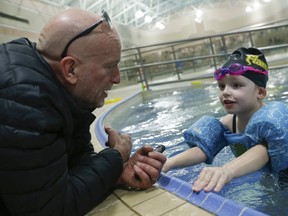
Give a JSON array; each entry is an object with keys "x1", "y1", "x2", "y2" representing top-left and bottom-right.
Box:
[{"x1": 88, "y1": 84, "x2": 214, "y2": 216}]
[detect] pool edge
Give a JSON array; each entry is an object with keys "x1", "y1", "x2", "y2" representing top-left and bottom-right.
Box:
[
  {"x1": 157, "y1": 173, "x2": 268, "y2": 216},
  {"x1": 95, "y1": 90, "x2": 143, "y2": 146}
]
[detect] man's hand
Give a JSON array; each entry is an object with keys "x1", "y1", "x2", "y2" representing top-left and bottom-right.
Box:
[
  {"x1": 116, "y1": 146, "x2": 167, "y2": 189},
  {"x1": 104, "y1": 125, "x2": 132, "y2": 163}
]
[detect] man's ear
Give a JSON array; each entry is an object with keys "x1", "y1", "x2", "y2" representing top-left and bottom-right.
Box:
[
  {"x1": 59, "y1": 57, "x2": 78, "y2": 84},
  {"x1": 257, "y1": 87, "x2": 267, "y2": 99}
]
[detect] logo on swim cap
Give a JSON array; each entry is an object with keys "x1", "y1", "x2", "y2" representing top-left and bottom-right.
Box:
[{"x1": 245, "y1": 55, "x2": 268, "y2": 71}]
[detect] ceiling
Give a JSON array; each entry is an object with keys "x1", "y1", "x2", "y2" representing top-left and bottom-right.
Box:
[
  {"x1": 1, "y1": 0, "x2": 253, "y2": 31},
  {"x1": 2, "y1": 0, "x2": 284, "y2": 47}
]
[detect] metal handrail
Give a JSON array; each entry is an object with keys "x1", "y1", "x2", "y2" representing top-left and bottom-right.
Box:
[{"x1": 119, "y1": 24, "x2": 288, "y2": 89}]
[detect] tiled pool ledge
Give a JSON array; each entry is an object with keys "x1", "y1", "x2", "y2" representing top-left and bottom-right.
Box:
[
  {"x1": 156, "y1": 173, "x2": 268, "y2": 216},
  {"x1": 95, "y1": 91, "x2": 268, "y2": 216}
]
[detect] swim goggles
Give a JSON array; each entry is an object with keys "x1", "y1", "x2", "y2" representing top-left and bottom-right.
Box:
[{"x1": 214, "y1": 63, "x2": 268, "y2": 80}]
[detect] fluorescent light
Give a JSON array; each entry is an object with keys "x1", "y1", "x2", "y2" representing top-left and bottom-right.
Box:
[
  {"x1": 253, "y1": 1, "x2": 261, "y2": 8},
  {"x1": 246, "y1": 6, "x2": 252, "y2": 12},
  {"x1": 135, "y1": 10, "x2": 144, "y2": 18},
  {"x1": 155, "y1": 21, "x2": 165, "y2": 29},
  {"x1": 195, "y1": 16, "x2": 202, "y2": 23},
  {"x1": 145, "y1": 15, "x2": 152, "y2": 23},
  {"x1": 195, "y1": 9, "x2": 203, "y2": 18}
]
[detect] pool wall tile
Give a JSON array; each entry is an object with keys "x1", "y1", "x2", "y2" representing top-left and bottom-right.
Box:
[
  {"x1": 157, "y1": 173, "x2": 269, "y2": 216},
  {"x1": 200, "y1": 193, "x2": 225, "y2": 213}
]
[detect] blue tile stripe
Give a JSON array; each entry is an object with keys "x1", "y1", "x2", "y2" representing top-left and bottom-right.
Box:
[{"x1": 156, "y1": 173, "x2": 268, "y2": 216}]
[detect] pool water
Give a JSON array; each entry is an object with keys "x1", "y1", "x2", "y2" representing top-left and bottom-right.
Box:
[{"x1": 104, "y1": 68, "x2": 288, "y2": 216}]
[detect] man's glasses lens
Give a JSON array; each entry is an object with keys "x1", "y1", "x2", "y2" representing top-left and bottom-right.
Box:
[{"x1": 102, "y1": 10, "x2": 112, "y2": 28}]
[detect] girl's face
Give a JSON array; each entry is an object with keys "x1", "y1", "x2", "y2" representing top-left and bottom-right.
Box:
[{"x1": 217, "y1": 74, "x2": 265, "y2": 115}]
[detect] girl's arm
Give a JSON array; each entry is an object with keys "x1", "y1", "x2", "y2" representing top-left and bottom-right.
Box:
[
  {"x1": 192, "y1": 144, "x2": 269, "y2": 192},
  {"x1": 162, "y1": 146, "x2": 207, "y2": 173}
]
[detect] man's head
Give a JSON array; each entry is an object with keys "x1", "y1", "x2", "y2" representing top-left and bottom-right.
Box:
[
  {"x1": 37, "y1": 8, "x2": 122, "y2": 109},
  {"x1": 214, "y1": 47, "x2": 269, "y2": 88}
]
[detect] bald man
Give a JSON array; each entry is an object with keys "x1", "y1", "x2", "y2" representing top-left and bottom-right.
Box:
[{"x1": 0, "y1": 8, "x2": 166, "y2": 216}]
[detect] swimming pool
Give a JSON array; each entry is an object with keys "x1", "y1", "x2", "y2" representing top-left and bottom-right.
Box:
[{"x1": 96, "y1": 67, "x2": 288, "y2": 216}]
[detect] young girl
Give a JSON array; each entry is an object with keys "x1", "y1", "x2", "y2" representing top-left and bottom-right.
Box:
[{"x1": 162, "y1": 47, "x2": 288, "y2": 192}]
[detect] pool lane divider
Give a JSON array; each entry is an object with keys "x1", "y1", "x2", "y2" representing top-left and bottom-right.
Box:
[
  {"x1": 104, "y1": 97, "x2": 122, "y2": 104},
  {"x1": 95, "y1": 90, "x2": 268, "y2": 216}
]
